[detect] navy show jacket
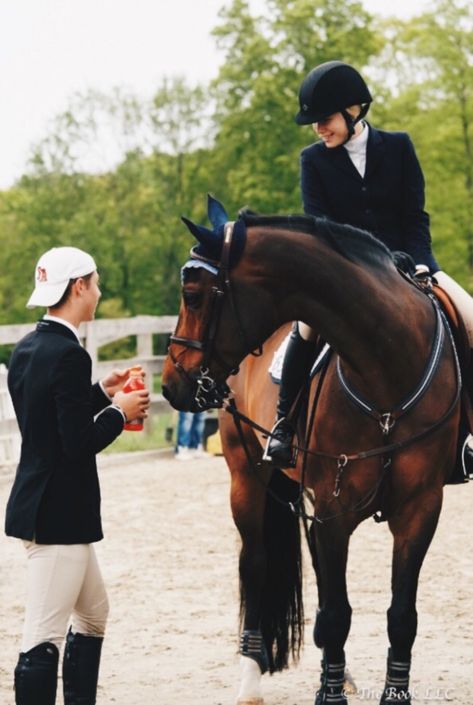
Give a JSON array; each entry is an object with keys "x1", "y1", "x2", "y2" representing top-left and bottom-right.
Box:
[
  {"x1": 300, "y1": 124, "x2": 439, "y2": 272},
  {"x1": 5, "y1": 319, "x2": 124, "y2": 544}
]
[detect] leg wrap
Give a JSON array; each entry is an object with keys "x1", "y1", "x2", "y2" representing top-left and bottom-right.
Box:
[
  {"x1": 276, "y1": 324, "x2": 318, "y2": 420},
  {"x1": 14, "y1": 642, "x2": 59, "y2": 705},
  {"x1": 380, "y1": 649, "x2": 411, "y2": 704},
  {"x1": 63, "y1": 628, "x2": 104, "y2": 705},
  {"x1": 239, "y1": 629, "x2": 269, "y2": 675},
  {"x1": 315, "y1": 654, "x2": 347, "y2": 705}
]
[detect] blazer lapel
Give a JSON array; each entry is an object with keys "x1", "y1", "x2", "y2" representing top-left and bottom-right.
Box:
[
  {"x1": 365, "y1": 126, "x2": 386, "y2": 179},
  {"x1": 323, "y1": 145, "x2": 363, "y2": 181},
  {"x1": 323, "y1": 144, "x2": 363, "y2": 182}
]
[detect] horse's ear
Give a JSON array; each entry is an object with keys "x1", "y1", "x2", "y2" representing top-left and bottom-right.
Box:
[
  {"x1": 181, "y1": 216, "x2": 220, "y2": 250},
  {"x1": 207, "y1": 193, "x2": 228, "y2": 229}
]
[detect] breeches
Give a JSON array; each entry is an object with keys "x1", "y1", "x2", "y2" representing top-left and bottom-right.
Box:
[{"x1": 21, "y1": 541, "x2": 109, "y2": 652}]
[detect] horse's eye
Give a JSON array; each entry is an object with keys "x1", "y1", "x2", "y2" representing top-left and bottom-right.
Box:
[{"x1": 183, "y1": 290, "x2": 202, "y2": 310}]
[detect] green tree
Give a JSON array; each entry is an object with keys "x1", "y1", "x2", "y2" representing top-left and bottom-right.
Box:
[
  {"x1": 209, "y1": 0, "x2": 381, "y2": 212},
  {"x1": 369, "y1": 0, "x2": 473, "y2": 286}
]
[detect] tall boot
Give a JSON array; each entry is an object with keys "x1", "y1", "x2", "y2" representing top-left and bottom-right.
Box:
[
  {"x1": 62, "y1": 629, "x2": 104, "y2": 705},
  {"x1": 265, "y1": 324, "x2": 318, "y2": 466},
  {"x1": 14, "y1": 641, "x2": 59, "y2": 705}
]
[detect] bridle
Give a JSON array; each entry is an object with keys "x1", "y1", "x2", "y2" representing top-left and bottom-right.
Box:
[{"x1": 168, "y1": 221, "x2": 261, "y2": 409}]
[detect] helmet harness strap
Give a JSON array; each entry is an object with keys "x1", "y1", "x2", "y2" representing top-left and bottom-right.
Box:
[{"x1": 340, "y1": 103, "x2": 370, "y2": 145}]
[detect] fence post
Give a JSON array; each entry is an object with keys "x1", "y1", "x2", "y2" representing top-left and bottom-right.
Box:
[{"x1": 0, "y1": 363, "x2": 21, "y2": 466}]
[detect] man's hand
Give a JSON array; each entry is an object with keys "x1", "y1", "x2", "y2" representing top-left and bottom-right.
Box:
[
  {"x1": 101, "y1": 366, "x2": 144, "y2": 398},
  {"x1": 113, "y1": 389, "x2": 150, "y2": 423}
]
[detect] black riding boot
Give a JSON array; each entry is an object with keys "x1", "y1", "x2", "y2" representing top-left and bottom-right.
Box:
[
  {"x1": 14, "y1": 641, "x2": 59, "y2": 705},
  {"x1": 62, "y1": 629, "x2": 104, "y2": 705},
  {"x1": 266, "y1": 324, "x2": 318, "y2": 466}
]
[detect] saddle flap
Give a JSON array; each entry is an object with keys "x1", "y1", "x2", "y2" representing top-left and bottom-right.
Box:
[{"x1": 432, "y1": 283, "x2": 470, "y2": 374}]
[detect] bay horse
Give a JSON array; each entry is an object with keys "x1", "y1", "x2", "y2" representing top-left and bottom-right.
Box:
[{"x1": 161, "y1": 195, "x2": 461, "y2": 705}]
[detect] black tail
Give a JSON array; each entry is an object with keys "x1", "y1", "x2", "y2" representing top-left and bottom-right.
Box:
[{"x1": 240, "y1": 471, "x2": 304, "y2": 673}]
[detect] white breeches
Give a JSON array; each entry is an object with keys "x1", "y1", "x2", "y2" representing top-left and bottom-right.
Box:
[{"x1": 21, "y1": 541, "x2": 109, "y2": 652}]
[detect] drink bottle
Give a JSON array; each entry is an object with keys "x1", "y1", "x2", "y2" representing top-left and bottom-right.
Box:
[{"x1": 122, "y1": 366, "x2": 145, "y2": 431}]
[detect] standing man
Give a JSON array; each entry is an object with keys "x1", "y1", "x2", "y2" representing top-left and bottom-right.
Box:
[{"x1": 5, "y1": 246, "x2": 150, "y2": 705}]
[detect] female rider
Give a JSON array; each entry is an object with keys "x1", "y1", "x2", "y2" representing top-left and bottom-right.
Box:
[{"x1": 266, "y1": 60, "x2": 473, "y2": 470}]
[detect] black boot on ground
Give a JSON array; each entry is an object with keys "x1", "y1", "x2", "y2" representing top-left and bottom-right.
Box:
[
  {"x1": 265, "y1": 325, "x2": 318, "y2": 466},
  {"x1": 63, "y1": 629, "x2": 104, "y2": 705},
  {"x1": 14, "y1": 641, "x2": 59, "y2": 705}
]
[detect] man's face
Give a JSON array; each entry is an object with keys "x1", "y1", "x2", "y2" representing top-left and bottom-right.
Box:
[{"x1": 82, "y1": 271, "x2": 101, "y2": 321}]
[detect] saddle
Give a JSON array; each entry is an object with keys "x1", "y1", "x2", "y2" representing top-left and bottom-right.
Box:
[
  {"x1": 431, "y1": 282, "x2": 473, "y2": 483},
  {"x1": 267, "y1": 278, "x2": 472, "y2": 485}
]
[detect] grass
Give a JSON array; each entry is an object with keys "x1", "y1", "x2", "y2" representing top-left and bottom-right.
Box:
[{"x1": 104, "y1": 410, "x2": 177, "y2": 453}]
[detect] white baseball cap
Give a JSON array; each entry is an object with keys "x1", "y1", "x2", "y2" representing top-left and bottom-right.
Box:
[{"x1": 27, "y1": 247, "x2": 97, "y2": 309}]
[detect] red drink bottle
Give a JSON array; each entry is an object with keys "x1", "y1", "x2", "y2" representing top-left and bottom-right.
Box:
[{"x1": 122, "y1": 366, "x2": 145, "y2": 431}]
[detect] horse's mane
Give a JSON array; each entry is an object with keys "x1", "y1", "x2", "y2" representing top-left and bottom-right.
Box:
[{"x1": 239, "y1": 208, "x2": 394, "y2": 271}]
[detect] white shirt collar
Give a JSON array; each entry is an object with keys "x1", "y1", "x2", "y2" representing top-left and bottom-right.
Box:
[
  {"x1": 344, "y1": 122, "x2": 369, "y2": 155},
  {"x1": 43, "y1": 314, "x2": 81, "y2": 343}
]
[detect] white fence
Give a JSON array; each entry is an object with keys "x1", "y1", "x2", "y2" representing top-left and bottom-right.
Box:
[
  {"x1": 0, "y1": 364, "x2": 21, "y2": 465},
  {"x1": 0, "y1": 315, "x2": 178, "y2": 465}
]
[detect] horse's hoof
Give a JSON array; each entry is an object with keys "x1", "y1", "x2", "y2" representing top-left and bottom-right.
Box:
[
  {"x1": 344, "y1": 667, "x2": 357, "y2": 694},
  {"x1": 236, "y1": 699, "x2": 264, "y2": 705}
]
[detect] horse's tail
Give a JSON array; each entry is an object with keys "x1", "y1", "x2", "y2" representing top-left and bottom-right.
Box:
[{"x1": 240, "y1": 470, "x2": 304, "y2": 673}]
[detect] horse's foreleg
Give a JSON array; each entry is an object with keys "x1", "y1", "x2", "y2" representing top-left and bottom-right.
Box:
[
  {"x1": 237, "y1": 529, "x2": 269, "y2": 705},
  {"x1": 225, "y1": 432, "x2": 271, "y2": 705},
  {"x1": 312, "y1": 522, "x2": 352, "y2": 705},
  {"x1": 381, "y1": 489, "x2": 443, "y2": 705}
]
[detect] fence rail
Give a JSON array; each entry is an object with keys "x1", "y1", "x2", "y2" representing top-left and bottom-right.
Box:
[{"x1": 0, "y1": 315, "x2": 178, "y2": 465}]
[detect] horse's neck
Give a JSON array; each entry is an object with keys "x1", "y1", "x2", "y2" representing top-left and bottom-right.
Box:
[{"x1": 250, "y1": 227, "x2": 434, "y2": 401}]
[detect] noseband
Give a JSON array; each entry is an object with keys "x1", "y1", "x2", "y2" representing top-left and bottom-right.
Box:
[{"x1": 169, "y1": 221, "x2": 261, "y2": 409}]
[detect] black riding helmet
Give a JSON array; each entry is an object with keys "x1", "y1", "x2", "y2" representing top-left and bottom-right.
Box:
[{"x1": 295, "y1": 61, "x2": 372, "y2": 139}]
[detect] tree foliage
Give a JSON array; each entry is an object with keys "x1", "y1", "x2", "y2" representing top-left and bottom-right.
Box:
[{"x1": 1, "y1": 0, "x2": 473, "y2": 329}]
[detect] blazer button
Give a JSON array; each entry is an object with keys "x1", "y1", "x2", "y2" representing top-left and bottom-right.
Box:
[{"x1": 361, "y1": 186, "x2": 367, "y2": 192}]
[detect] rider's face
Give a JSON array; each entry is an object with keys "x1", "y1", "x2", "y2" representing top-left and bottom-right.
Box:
[{"x1": 312, "y1": 112, "x2": 349, "y2": 148}]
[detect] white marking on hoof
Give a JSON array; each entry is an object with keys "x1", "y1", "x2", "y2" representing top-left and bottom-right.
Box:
[
  {"x1": 236, "y1": 656, "x2": 264, "y2": 704},
  {"x1": 344, "y1": 667, "x2": 357, "y2": 694}
]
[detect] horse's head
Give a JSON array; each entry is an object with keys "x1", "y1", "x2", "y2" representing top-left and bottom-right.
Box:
[{"x1": 162, "y1": 195, "x2": 272, "y2": 411}]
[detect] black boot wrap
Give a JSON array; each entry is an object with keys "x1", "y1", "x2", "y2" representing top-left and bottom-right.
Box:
[
  {"x1": 63, "y1": 629, "x2": 104, "y2": 705},
  {"x1": 14, "y1": 641, "x2": 59, "y2": 705}
]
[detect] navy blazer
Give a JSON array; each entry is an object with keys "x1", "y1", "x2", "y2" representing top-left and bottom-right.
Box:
[
  {"x1": 5, "y1": 319, "x2": 124, "y2": 544},
  {"x1": 300, "y1": 125, "x2": 439, "y2": 272}
]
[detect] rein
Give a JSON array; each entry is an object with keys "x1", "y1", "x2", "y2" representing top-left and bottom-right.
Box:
[
  {"x1": 169, "y1": 222, "x2": 262, "y2": 409},
  {"x1": 169, "y1": 219, "x2": 461, "y2": 523},
  {"x1": 224, "y1": 293, "x2": 462, "y2": 524}
]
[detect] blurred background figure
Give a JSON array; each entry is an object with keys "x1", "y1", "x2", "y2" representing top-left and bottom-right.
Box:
[{"x1": 175, "y1": 411, "x2": 208, "y2": 460}]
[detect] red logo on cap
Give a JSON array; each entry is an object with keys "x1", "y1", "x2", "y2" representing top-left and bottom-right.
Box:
[{"x1": 37, "y1": 267, "x2": 47, "y2": 282}]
